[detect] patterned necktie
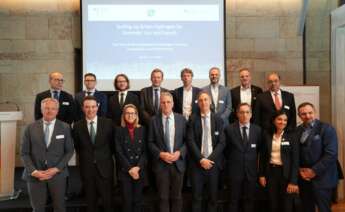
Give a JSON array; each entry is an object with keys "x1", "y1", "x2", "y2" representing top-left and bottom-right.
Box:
[
  {"x1": 164, "y1": 117, "x2": 171, "y2": 153},
  {"x1": 90, "y1": 121, "x2": 96, "y2": 144},
  {"x1": 120, "y1": 92, "x2": 125, "y2": 107},
  {"x1": 202, "y1": 116, "x2": 210, "y2": 158},
  {"x1": 274, "y1": 92, "x2": 281, "y2": 111},
  {"x1": 53, "y1": 91, "x2": 59, "y2": 100},
  {"x1": 154, "y1": 89, "x2": 159, "y2": 114},
  {"x1": 44, "y1": 122, "x2": 51, "y2": 147},
  {"x1": 242, "y1": 126, "x2": 248, "y2": 144}
]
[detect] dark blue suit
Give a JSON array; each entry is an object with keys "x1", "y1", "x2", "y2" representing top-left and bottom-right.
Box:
[
  {"x1": 74, "y1": 90, "x2": 108, "y2": 121},
  {"x1": 224, "y1": 122, "x2": 262, "y2": 212},
  {"x1": 296, "y1": 120, "x2": 338, "y2": 212},
  {"x1": 172, "y1": 86, "x2": 201, "y2": 117}
]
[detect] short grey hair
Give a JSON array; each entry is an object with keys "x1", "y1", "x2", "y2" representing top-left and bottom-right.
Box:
[
  {"x1": 41, "y1": 98, "x2": 59, "y2": 111},
  {"x1": 160, "y1": 91, "x2": 174, "y2": 102}
]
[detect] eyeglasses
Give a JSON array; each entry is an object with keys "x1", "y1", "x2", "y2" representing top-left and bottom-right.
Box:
[
  {"x1": 53, "y1": 78, "x2": 64, "y2": 82},
  {"x1": 124, "y1": 112, "x2": 137, "y2": 116},
  {"x1": 85, "y1": 80, "x2": 96, "y2": 82}
]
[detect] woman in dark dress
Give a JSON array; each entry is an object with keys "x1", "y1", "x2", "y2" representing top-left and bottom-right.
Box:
[
  {"x1": 259, "y1": 111, "x2": 299, "y2": 212},
  {"x1": 115, "y1": 104, "x2": 146, "y2": 212}
]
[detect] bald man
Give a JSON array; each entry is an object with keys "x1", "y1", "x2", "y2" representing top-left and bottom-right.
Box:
[{"x1": 34, "y1": 71, "x2": 75, "y2": 124}]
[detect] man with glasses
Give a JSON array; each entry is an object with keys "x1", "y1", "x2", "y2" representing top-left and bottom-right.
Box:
[
  {"x1": 75, "y1": 73, "x2": 108, "y2": 121},
  {"x1": 34, "y1": 71, "x2": 75, "y2": 124},
  {"x1": 253, "y1": 72, "x2": 296, "y2": 131}
]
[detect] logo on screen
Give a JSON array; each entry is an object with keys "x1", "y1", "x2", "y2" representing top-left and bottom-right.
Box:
[{"x1": 147, "y1": 9, "x2": 156, "y2": 17}]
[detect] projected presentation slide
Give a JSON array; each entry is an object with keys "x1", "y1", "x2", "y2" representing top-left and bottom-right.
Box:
[{"x1": 82, "y1": 0, "x2": 225, "y2": 90}]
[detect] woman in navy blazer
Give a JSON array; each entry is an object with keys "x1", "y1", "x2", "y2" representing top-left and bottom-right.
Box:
[
  {"x1": 115, "y1": 104, "x2": 147, "y2": 212},
  {"x1": 259, "y1": 111, "x2": 299, "y2": 212}
]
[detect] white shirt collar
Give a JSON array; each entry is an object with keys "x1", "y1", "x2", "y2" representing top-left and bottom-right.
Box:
[
  {"x1": 119, "y1": 90, "x2": 128, "y2": 95},
  {"x1": 86, "y1": 88, "x2": 96, "y2": 93},
  {"x1": 86, "y1": 116, "x2": 98, "y2": 125},
  {"x1": 270, "y1": 89, "x2": 281, "y2": 95},
  {"x1": 201, "y1": 111, "x2": 211, "y2": 118},
  {"x1": 43, "y1": 118, "x2": 56, "y2": 125},
  {"x1": 239, "y1": 122, "x2": 250, "y2": 129},
  {"x1": 162, "y1": 112, "x2": 174, "y2": 120},
  {"x1": 240, "y1": 85, "x2": 251, "y2": 90}
]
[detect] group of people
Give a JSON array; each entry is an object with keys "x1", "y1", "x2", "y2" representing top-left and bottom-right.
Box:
[{"x1": 21, "y1": 67, "x2": 341, "y2": 212}]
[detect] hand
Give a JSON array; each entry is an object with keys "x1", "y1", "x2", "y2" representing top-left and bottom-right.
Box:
[
  {"x1": 304, "y1": 168, "x2": 316, "y2": 179},
  {"x1": 259, "y1": 177, "x2": 267, "y2": 187},
  {"x1": 286, "y1": 183, "x2": 299, "y2": 194},
  {"x1": 300, "y1": 168, "x2": 316, "y2": 181},
  {"x1": 200, "y1": 158, "x2": 214, "y2": 170},
  {"x1": 129, "y1": 166, "x2": 140, "y2": 180},
  {"x1": 159, "y1": 152, "x2": 174, "y2": 164},
  {"x1": 170, "y1": 151, "x2": 181, "y2": 162},
  {"x1": 32, "y1": 170, "x2": 53, "y2": 181},
  {"x1": 44, "y1": 167, "x2": 60, "y2": 177}
]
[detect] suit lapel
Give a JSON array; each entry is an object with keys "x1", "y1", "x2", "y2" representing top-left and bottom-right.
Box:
[
  {"x1": 148, "y1": 87, "x2": 154, "y2": 111},
  {"x1": 265, "y1": 92, "x2": 276, "y2": 111},
  {"x1": 210, "y1": 113, "x2": 216, "y2": 146},
  {"x1": 81, "y1": 119, "x2": 93, "y2": 145},
  {"x1": 36, "y1": 120, "x2": 47, "y2": 148},
  {"x1": 47, "y1": 120, "x2": 59, "y2": 149},
  {"x1": 234, "y1": 122, "x2": 245, "y2": 151},
  {"x1": 94, "y1": 118, "x2": 102, "y2": 145}
]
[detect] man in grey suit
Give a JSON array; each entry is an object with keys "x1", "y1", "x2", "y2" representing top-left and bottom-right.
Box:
[
  {"x1": 21, "y1": 98, "x2": 74, "y2": 212},
  {"x1": 203, "y1": 67, "x2": 232, "y2": 127}
]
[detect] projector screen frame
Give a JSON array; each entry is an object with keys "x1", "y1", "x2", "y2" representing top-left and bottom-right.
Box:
[{"x1": 79, "y1": 0, "x2": 228, "y2": 92}]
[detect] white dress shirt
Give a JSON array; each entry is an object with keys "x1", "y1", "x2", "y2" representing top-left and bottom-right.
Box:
[
  {"x1": 210, "y1": 85, "x2": 219, "y2": 111},
  {"x1": 43, "y1": 118, "x2": 56, "y2": 147},
  {"x1": 118, "y1": 90, "x2": 128, "y2": 103},
  {"x1": 270, "y1": 131, "x2": 283, "y2": 165},
  {"x1": 239, "y1": 122, "x2": 250, "y2": 139},
  {"x1": 240, "y1": 86, "x2": 252, "y2": 105},
  {"x1": 201, "y1": 111, "x2": 213, "y2": 156},
  {"x1": 182, "y1": 87, "x2": 193, "y2": 119},
  {"x1": 86, "y1": 116, "x2": 98, "y2": 135},
  {"x1": 162, "y1": 113, "x2": 175, "y2": 153}
]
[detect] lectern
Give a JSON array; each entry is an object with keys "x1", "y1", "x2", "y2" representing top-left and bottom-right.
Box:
[{"x1": 0, "y1": 111, "x2": 23, "y2": 200}]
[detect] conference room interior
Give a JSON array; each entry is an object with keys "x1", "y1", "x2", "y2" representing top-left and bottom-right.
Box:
[{"x1": 1, "y1": 0, "x2": 345, "y2": 211}]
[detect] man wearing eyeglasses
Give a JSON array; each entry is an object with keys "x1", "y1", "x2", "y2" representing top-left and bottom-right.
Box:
[
  {"x1": 75, "y1": 73, "x2": 108, "y2": 121},
  {"x1": 34, "y1": 71, "x2": 75, "y2": 124}
]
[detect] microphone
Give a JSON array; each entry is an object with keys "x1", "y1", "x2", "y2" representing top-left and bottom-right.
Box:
[{"x1": 0, "y1": 101, "x2": 20, "y2": 111}]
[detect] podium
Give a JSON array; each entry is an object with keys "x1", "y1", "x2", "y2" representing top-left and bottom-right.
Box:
[{"x1": 0, "y1": 111, "x2": 23, "y2": 200}]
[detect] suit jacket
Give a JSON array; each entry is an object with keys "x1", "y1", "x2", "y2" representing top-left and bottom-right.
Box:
[
  {"x1": 296, "y1": 120, "x2": 339, "y2": 189},
  {"x1": 202, "y1": 84, "x2": 232, "y2": 127},
  {"x1": 187, "y1": 113, "x2": 225, "y2": 170},
  {"x1": 253, "y1": 90, "x2": 296, "y2": 131},
  {"x1": 115, "y1": 126, "x2": 147, "y2": 180},
  {"x1": 72, "y1": 117, "x2": 114, "y2": 179},
  {"x1": 173, "y1": 86, "x2": 201, "y2": 116},
  {"x1": 21, "y1": 119, "x2": 74, "y2": 181},
  {"x1": 74, "y1": 90, "x2": 108, "y2": 121},
  {"x1": 34, "y1": 90, "x2": 75, "y2": 124},
  {"x1": 224, "y1": 122, "x2": 262, "y2": 181},
  {"x1": 229, "y1": 85, "x2": 263, "y2": 123},
  {"x1": 259, "y1": 130, "x2": 299, "y2": 184},
  {"x1": 140, "y1": 86, "x2": 169, "y2": 126},
  {"x1": 107, "y1": 91, "x2": 140, "y2": 126},
  {"x1": 148, "y1": 113, "x2": 187, "y2": 173}
]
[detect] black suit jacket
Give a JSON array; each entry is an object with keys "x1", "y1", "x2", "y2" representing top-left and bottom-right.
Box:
[
  {"x1": 173, "y1": 86, "x2": 201, "y2": 116},
  {"x1": 148, "y1": 113, "x2": 187, "y2": 173},
  {"x1": 253, "y1": 90, "x2": 296, "y2": 131},
  {"x1": 72, "y1": 117, "x2": 114, "y2": 179},
  {"x1": 259, "y1": 130, "x2": 299, "y2": 184},
  {"x1": 140, "y1": 86, "x2": 169, "y2": 125},
  {"x1": 224, "y1": 122, "x2": 262, "y2": 181},
  {"x1": 34, "y1": 90, "x2": 75, "y2": 124},
  {"x1": 115, "y1": 126, "x2": 147, "y2": 180},
  {"x1": 229, "y1": 85, "x2": 263, "y2": 123},
  {"x1": 74, "y1": 90, "x2": 108, "y2": 121},
  {"x1": 187, "y1": 113, "x2": 225, "y2": 170},
  {"x1": 107, "y1": 91, "x2": 140, "y2": 126}
]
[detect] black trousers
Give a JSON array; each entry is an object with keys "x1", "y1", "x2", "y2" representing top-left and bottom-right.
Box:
[
  {"x1": 299, "y1": 179, "x2": 333, "y2": 212},
  {"x1": 227, "y1": 177, "x2": 256, "y2": 212},
  {"x1": 82, "y1": 164, "x2": 113, "y2": 212},
  {"x1": 267, "y1": 165, "x2": 294, "y2": 212},
  {"x1": 119, "y1": 172, "x2": 144, "y2": 212},
  {"x1": 190, "y1": 165, "x2": 220, "y2": 212},
  {"x1": 155, "y1": 164, "x2": 184, "y2": 212}
]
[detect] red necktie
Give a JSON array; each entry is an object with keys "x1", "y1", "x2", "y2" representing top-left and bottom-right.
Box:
[{"x1": 274, "y1": 92, "x2": 281, "y2": 111}]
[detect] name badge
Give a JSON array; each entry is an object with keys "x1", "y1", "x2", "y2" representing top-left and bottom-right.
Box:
[
  {"x1": 215, "y1": 131, "x2": 219, "y2": 136},
  {"x1": 62, "y1": 102, "x2": 70, "y2": 106},
  {"x1": 251, "y1": 144, "x2": 256, "y2": 148},
  {"x1": 56, "y1": 135, "x2": 65, "y2": 139},
  {"x1": 281, "y1": 141, "x2": 290, "y2": 146},
  {"x1": 194, "y1": 100, "x2": 198, "y2": 103},
  {"x1": 219, "y1": 100, "x2": 224, "y2": 104},
  {"x1": 284, "y1": 105, "x2": 290, "y2": 110}
]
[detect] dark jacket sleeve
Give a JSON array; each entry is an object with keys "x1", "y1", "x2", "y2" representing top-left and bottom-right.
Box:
[
  {"x1": 186, "y1": 118, "x2": 203, "y2": 162},
  {"x1": 208, "y1": 118, "x2": 226, "y2": 162},
  {"x1": 148, "y1": 118, "x2": 161, "y2": 160},
  {"x1": 20, "y1": 125, "x2": 36, "y2": 175},
  {"x1": 289, "y1": 132, "x2": 299, "y2": 184},
  {"x1": 56, "y1": 124, "x2": 74, "y2": 171}
]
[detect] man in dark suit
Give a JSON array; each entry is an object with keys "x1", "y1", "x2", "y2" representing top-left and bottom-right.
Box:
[
  {"x1": 296, "y1": 102, "x2": 338, "y2": 212},
  {"x1": 140, "y1": 68, "x2": 169, "y2": 126},
  {"x1": 254, "y1": 72, "x2": 296, "y2": 131},
  {"x1": 203, "y1": 67, "x2": 232, "y2": 127},
  {"x1": 21, "y1": 98, "x2": 74, "y2": 212},
  {"x1": 72, "y1": 96, "x2": 114, "y2": 212},
  {"x1": 148, "y1": 92, "x2": 187, "y2": 212},
  {"x1": 187, "y1": 91, "x2": 225, "y2": 212},
  {"x1": 107, "y1": 74, "x2": 140, "y2": 126},
  {"x1": 75, "y1": 73, "x2": 107, "y2": 121},
  {"x1": 229, "y1": 68, "x2": 262, "y2": 123},
  {"x1": 225, "y1": 103, "x2": 262, "y2": 212},
  {"x1": 34, "y1": 71, "x2": 75, "y2": 124},
  {"x1": 173, "y1": 68, "x2": 201, "y2": 120}
]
